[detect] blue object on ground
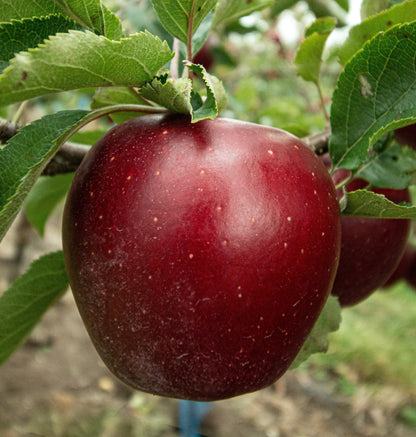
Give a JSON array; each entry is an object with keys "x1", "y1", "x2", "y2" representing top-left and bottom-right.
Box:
[{"x1": 178, "y1": 400, "x2": 213, "y2": 437}]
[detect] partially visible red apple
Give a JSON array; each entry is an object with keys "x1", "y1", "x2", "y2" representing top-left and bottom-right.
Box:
[
  {"x1": 395, "y1": 123, "x2": 416, "y2": 149},
  {"x1": 62, "y1": 115, "x2": 341, "y2": 401},
  {"x1": 383, "y1": 243, "x2": 415, "y2": 287},
  {"x1": 321, "y1": 154, "x2": 411, "y2": 306},
  {"x1": 193, "y1": 39, "x2": 215, "y2": 71},
  {"x1": 405, "y1": 248, "x2": 416, "y2": 289}
]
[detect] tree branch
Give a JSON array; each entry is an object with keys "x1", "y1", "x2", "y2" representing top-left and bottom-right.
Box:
[{"x1": 0, "y1": 118, "x2": 20, "y2": 143}]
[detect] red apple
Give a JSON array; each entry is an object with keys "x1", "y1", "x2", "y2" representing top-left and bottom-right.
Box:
[
  {"x1": 383, "y1": 243, "x2": 415, "y2": 287},
  {"x1": 321, "y1": 154, "x2": 411, "y2": 306},
  {"x1": 405, "y1": 248, "x2": 416, "y2": 289},
  {"x1": 193, "y1": 40, "x2": 215, "y2": 71},
  {"x1": 395, "y1": 123, "x2": 416, "y2": 149},
  {"x1": 62, "y1": 115, "x2": 341, "y2": 401}
]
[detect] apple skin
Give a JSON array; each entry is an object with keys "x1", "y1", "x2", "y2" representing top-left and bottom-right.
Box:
[
  {"x1": 322, "y1": 155, "x2": 411, "y2": 306},
  {"x1": 404, "y1": 246, "x2": 416, "y2": 289},
  {"x1": 62, "y1": 115, "x2": 341, "y2": 401},
  {"x1": 383, "y1": 244, "x2": 415, "y2": 287},
  {"x1": 394, "y1": 123, "x2": 416, "y2": 149}
]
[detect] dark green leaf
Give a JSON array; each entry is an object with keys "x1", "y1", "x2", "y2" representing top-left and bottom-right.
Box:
[
  {"x1": 329, "y1": 22, "x2": 416, "y2": 172},
  {"x1": 151, "y1": 0, "x2": 217, "y2": 44},
  {"x1": 0, "y1": 15, "x2": 82, "y2": 70},
  {"x1": 0, "y1": 110, "x2": 89, "y2": 242},
  {"x1": 25, "y1": 173, "x2": 74, "y2": 236},
  {"x1": 338, "y1": 1, "x2": 416, "y2": 65},
  {"x1": 0, "y1": 0, "x2": 61, "y2": 21},
  {"x1": 342, "y1": 189, "x2": 416, "y2": 218},
  {"x1": 0, "y1": 30, "x2": 173, "y2": 106},
  {"x1": 358, "y1": 144, "x2": 416, "y2": 189},
  {"x1": 0, "y1": 251, "x2": 69, "y2": 365}
]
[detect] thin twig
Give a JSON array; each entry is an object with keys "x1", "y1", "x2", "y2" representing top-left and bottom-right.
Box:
[{"x1": 302, "y1": 125, "x2": 331, "y2": 155}]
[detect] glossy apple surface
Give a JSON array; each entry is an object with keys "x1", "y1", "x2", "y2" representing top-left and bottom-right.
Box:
[
  {"x1": 322, "y1": 155, "x2": 411, "y2": 306},
  {"x1": 62, "y1": 115, "x2": 341, "y2": 401}
]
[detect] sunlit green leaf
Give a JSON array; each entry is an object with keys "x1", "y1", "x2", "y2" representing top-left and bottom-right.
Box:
[
  {"x1": 0, "y1": 30, "x2": 173, "y2": 106},
  {"x1": 295, "y1": 17, "x2": 337, "y2": 85}
]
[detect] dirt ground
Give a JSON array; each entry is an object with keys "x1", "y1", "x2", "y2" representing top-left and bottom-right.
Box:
[{"x1": 0, "y1": 213, "x2": 415, "y2": 437}]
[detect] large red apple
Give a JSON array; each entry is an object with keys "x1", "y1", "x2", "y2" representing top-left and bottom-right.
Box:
[
  {"x1": 322, "y1": 155, "x2": 411, "y2": 306},
  {"x1": 62, "y1": 114, "x2": 341, "y2": 401}
]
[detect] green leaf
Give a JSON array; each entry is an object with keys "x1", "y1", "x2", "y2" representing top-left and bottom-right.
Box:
[
  {"x1": 329, "y1": 22, "x2": 416, "y2": 172},
  {"x1": 140, "y1": 63, "x2": 227, "y2": 121},
  {"x1": 295, "y1": 17, "x2": 337, "y2": 84},
  {"x1": 360, "y1": 0, "x2": 402, "y2": 20},
  {"x1": 304, "y1": 0, "x2": 348, "y2": 26},
  {"x1": 213, "y1": 0, "x2": 273, "y2": 28},
  {"x1": 270, "y1": 0, "x2": 298, "y2": 17},
  {"x1": 0, "y1": 110, "x2": 89, "y2": 242},
  {"x1": 187, "y1": 62, "x2": 227, "y2": 121},
  {"x1": 342, "y1": 189, "x2": 416, "y2": 218},
  {"x1": 0, "y1": 0, "x2": 123, "y2": 40},
  {"x1": 358, "y1": 144, "x2": 416, "y2": 189},
  {"x1": 150, "y1": 0, "x2": 218, "y2": 44},
  {"x1": 0, "y1": 0, "x2": 61, "y2": 21},
  {"x1": 52, "y1": 0, "x2": 105, "y2": 34},
  {"x1": 0, "y1": 251, "x2": 69, "y2": 365},
  {"x1": 0, "y1": 15, "x2": 82, "y2": 70},
  {"x1": 53, "y1": 0, "x2": 124, "y2": 40},
  {"x1": 25, "y1": 173, "x2": 74, "y2": 236},
  {"x1": 0, "y1": 30, "x2": 173, "y2": 106},
  {"x1": 338, "y1": 1, "x2": 416, "y2": 66},
  {"x1": 290, "y1": 295, "x2": 341, "y2": 369},
  {"x1": 140, "y1": 72, "x2": 193, "y2": 114},
  {"x1": 101, "y1": 4, "x2": 124, "y2": 40}
]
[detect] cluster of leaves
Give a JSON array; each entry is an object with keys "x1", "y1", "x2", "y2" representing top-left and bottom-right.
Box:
[{"x1": 1, "y1": 0, "x2": 416, "y2": 370}]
